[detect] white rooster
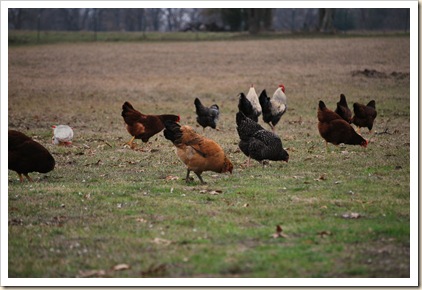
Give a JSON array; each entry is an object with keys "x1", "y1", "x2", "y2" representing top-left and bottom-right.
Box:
[
  {"x1": 52, "y1": 125, "x2": 74, "y2": 146},
  {"x1": 259, "y1": 84, "x2": 287, "y2": 132}
]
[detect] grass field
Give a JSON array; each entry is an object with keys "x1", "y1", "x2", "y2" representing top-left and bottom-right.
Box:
[{"x1": 7, "y1": 34, "x2": 411, "y2": 282}]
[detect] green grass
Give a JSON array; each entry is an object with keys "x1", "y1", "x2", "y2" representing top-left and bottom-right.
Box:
[{"x1": 7, "y1": 35, "x2": 411, "y2": 280}]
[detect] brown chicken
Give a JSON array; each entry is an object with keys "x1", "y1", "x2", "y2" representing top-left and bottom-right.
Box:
[
  {"x1": 163, "y1": 121, "x2": 233, "y2": 184},
  {"x1": 318, "y1": 101, "x2": 368, "y2": 150},
  {"x1": 334, "y1": 94, "x2": 352, "y2": 123},
  {"x1": 352, "y1": 100, "x2": 377, "y2": 134},
  {"x1": 9, "y1": 130, "x2": 55, "y2": 182},
  {"x1": 121, "y1": 101, "x2": 180, "y2": 149}
]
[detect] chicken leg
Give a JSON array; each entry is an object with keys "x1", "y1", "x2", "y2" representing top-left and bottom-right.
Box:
[
  {"x1": 127, "y1": 136, "x2": 136, "y2": 149},
  {"x1": 17, "y1": 173, "x2": 32, "y2": 182},
  {"x1": 194, "y1": 172, "x2": 206, "y2": 185}
]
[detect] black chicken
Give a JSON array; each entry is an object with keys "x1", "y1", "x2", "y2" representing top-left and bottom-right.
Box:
[
  {"x1": 236, "y1": 112, "x2": 289, "y2": 166},
  {"x1": 8, "y1": 130, "x2": 55, "y2": 182},
  {"x1": 334, "y1": 94, "x2": 352, "y2": 123},
  {"x1": 194, "y1": 97, "x2": 220, "y2": 131}
]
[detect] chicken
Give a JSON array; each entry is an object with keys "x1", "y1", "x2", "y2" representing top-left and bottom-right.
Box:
[
  {"x1": 317, "y1": 101, "x2": 368, "y2": 150},
  {"x1": 163, "y1": 121, "x2": 233, "y2": 184},
  {"x1": 352, "y1": 100, "x2": 377, "y2": 134},
  {"x1": 237, "y1": 84, "x2": 262, "y2": 122},
  {"x1": 194, "y1": 97, "x2": 220, "y2": 131},
  {"x1": 121, "y1": 101, "x2": 180, "y2": 149},
  {"x1": 9, "y1": 130, "x2": 55, "y2": 182},
  {"x1": 259, "y1": 84, "x2": 287, "y2": 132},
  {"x1": 334, "y1": 94, "x2": 352, "y2": 123},
  {"x1": 52, "y1": 125, "x2": 74, "y2": 146},
  {"x1": 236, "y1": 112, "x2": 289, "y2": 166}
]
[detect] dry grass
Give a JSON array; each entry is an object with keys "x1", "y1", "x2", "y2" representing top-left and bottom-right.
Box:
[{"x1": 7, "y1": 36, "x2": 410, "y2": 280}]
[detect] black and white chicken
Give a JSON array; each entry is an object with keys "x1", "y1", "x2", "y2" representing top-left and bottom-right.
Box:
[
  {"x1": 237, "y1": 84, "x2": 262, "y2": 122},
  {"x1": 259, "y1": 84, "x2": 287, "y2": 132}
]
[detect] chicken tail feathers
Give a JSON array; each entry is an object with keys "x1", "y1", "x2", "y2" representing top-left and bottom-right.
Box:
[
  {"x1": 318, "y1": 100, "x2": 327, "y2": 110},
  {"x1": 367, "y1": 100, "x2": 376, "y2": 109},
  {"x1": 163, "y1": 120, "x2": 182, "y2": 144},
  {"x1": 121, "y1": 101, "x2": 135, "y2": 117}
]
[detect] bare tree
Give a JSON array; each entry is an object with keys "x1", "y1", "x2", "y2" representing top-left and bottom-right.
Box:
[{"x1": 318, "y1": 8, "x2": 336, "y2": 32}]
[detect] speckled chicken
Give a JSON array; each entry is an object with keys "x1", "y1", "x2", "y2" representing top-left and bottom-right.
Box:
[
  {"x1": 236, "y1": 112, "x2": 289, "y2": 166},
  {"x1": 194, "y1": 97, "x2": 220, "y2": 131},
  {"x1": 9, "y1": 130, "x2": 55, "y2": 182},
  {"x1": 352, "y1": 100, "x2": 377, "y2": 134},
  {"x1": 334, "y1": 94, "x2": 352, "y2": 123}
]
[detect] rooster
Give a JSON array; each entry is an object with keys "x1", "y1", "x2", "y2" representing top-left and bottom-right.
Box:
[
  {"x1": 334, "y1": 94, "x2": 352, "y2": 123},
  {"x1": 121, "y1": 101, "x2": 180, "y2": 149},
  {"x1": 318, "y1": 101, "x2": 368, "y2": 150},
  {"x1": 194, "y1": 97, "x2": 220, "y2": 131},
  {"x1": 237, "y1": 84, "x2": 262, "y2": 122},
  {"x1": 9, "y1": 130, "x2": 55, "y2": 182},
  {"x1": 259, "y1": 84, "x2": 287, "y2": 132},
  {"x1": 236, "y1": 112, "x2": 289, "y2": 166},
  {"x1": 163, "y1": 121, "x2": 233, "y2": 184},
  {"x1": 352, "y1": 100, "x2": 377, "y2": 134}
]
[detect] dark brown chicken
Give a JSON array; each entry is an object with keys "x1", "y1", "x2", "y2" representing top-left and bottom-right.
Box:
[
  {"x1": 121, "y1": 101, "x2": 180, "y2": 149},
  {"x1": 352, "y1": 100, "x2": 377, "y2": 134},
  {"x1": 318, "y1": 101, "x2": 368, "y2": 150},
  {"x1": 163, "y1": 121, "x2": 233, "y2": 184},
  {"x1": 334, "y1": 94, "x2": 352, "y2": 123},
  {"x1": 8, "y1": 130, "x2": 55, "y2": 182}
]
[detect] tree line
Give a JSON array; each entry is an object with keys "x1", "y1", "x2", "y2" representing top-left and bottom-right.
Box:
[{"x1": 8, "y1": 8, "x2": 410, "y2": 34}]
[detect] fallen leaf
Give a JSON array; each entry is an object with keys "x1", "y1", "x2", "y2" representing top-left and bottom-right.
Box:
[
  {"x1": 153, "y1": 237, "x2": 171, "y2": 246},
  {"x1": 112, "y1": 264, "x2": 130, "y2": 271},
  {"x1": 342, "y1": 212, "x2": 361, "y2": 219},
  {"x1": 140, "y1": 264, "x2": 167, "y2": 277},
  {"x1": 243, "y1": 203, "x2": 249, "y2": 207},
  {"x1": 272, "y1": 225, "x2": 288, "y2": 238},
  {"x1": 165, "y1": 175, "x2": 179, "y2": 181},
  {"x1": 78, "y1": 269, "x2": 106, "y2": 278},
  {"x1": 317, "y1": 230, "x2": 332, "y2": 238}
]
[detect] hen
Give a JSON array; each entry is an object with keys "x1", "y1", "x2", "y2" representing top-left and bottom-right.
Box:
[
  {"x1": 163, "y1": 121, "x2": 233, "y2": 184},
  {"x1": 194, "y1": 97, "x2": 220, "y2": 131},
  {"x1": 121, "y1": 101, "x2": 180, "y2": 149},
  {"x1": 236, "y1": 112, "x2": 289, "y2": 166},
  {"x1": 9, "y1": 130, "x2": 55, "y2": 182},
  {"x1": 334, "y1": 94, "x2": 352, "y2": 123},
  {"x1": 352, "y1": 100, "x2": 377, "y2": 134},
  {"x1": 259, "y1": 84, "x2": 287, "y2": 132},
  {"x1": 52, "y1": 125, "x2": 74, "y2": 146},
  {"x1": 317, "y1": 101, "x2": 368, "y2": 150},
  {"x1": 238, "y1": 84, "x2": 262, "y2": 122}
]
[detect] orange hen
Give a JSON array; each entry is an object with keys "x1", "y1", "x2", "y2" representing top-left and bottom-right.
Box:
[{"x1": 163, "y1": 121, "x2": 233, "y2": 184}]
